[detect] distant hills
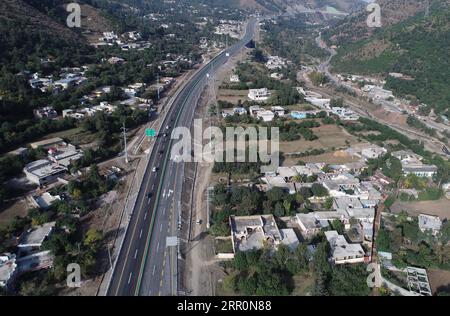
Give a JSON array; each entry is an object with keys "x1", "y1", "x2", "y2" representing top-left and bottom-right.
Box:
[
  {"x1": 324, "y1": 0, "x2": 450, "y2": 114},
  {"x1": 236, "y1": 0, "x2": 365, "y2": 14}
]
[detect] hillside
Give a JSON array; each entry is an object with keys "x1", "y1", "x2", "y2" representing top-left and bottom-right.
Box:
[
  {"x1": 0, "y1": 0, "x2": 82, "y2": 41},
  {"x1": 323, "y1": 0, "x2": 434, "y2": 44},
  {"x1": 325, "y1": 0, "x2": 450, "y2": 114},
  {"x1": 238, "y1": 0, "x2": 365, "y2": 13}
]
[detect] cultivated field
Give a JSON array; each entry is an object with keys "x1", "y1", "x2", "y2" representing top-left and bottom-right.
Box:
[
  {"x1": 390, "y1": 199, "x2": 450, "y2": 219},
  {"x1": 428, "y1": 269, "x2": 450, "y2": 295},
  {"x1": 280, "y1": 124, "x2": 368, "y2": 166}
]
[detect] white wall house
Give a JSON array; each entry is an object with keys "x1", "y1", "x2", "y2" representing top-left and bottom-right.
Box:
[
  {"x1": 361, "y1": 146, "x2": 387, "y2": 160},
  {"x1": 230, "y1": 75, "x2": 240, "y2": 83},
  {"x1": 248, "y1": 88, "x2": 270, "y2": 102},
  {"x1": 403, "y1": 165, "x2": 437, "y2": 178},
  {"x1": 325, "y1": 231, "x2": 366, "y2": 264},
  {"x1": 256, "y1": 110, "x2": 275, "y2": 122}
]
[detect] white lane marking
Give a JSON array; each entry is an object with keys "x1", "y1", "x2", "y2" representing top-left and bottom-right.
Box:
[
  {"x1": 152, "y1": 265, "x2": 156, "y2": 276},
  {"x1": 157, "y1": 241, "x2": 160, "y2": 252},
  {"x1": 152, "y1": 183, "x2": 155, "y2": 190},
  {"x1": 162, "y1": 189, "x2": 166, "y2": 198},
  {"x1": 160, "y1": 223, "x2": 163, "y2": 232},
  {"x1": 128, "y1": 272, "x2": 133, "y2": 284},
  {"x1": 139, "y1": 229, "x2": 143, "y2": 239},
  {"x1": 134, "y1": 249, "x2": 138, "y2": 259},
  {"x1": 144, "y1": 212, "x2": 147, "y2": 220},
  {"x1": 147, "y1": 199, "x2": 151, "y2": 205}
]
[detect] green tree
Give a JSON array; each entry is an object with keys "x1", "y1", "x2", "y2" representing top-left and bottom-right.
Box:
[{"x1": 311, "y1": 183, "x2": 328, "y2": 197}]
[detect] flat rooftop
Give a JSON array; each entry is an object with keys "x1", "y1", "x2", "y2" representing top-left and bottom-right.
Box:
[
  {"x1": 325, "y1": 230, "x2": 365, "y2": 260},
  {"x1": 24, "y1": 159, "x2": 67, "y2": 179},
  {"x1": 231, "y1": 215, "x2": 284, "y2": 252},
  {"x1": 30, "y1": 137, "x2": 64, "y2": 149},
  {"x1": 18, "y1": 222, "x2": 56, "y2": 247}
]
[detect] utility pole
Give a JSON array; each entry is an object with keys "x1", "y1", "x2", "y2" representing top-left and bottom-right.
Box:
[
  {"x1": 157, "y1": 73, "x2": 160, "y2": 100},
  {"x1": 122, "y1": 122, "x2": 129, "y2": 164}
]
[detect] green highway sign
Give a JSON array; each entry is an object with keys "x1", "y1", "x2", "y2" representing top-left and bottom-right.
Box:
[{"x1": 145, "y1": 128, "x2": 157, "y2": 138}]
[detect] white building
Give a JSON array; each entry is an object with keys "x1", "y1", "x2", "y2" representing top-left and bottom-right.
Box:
[
  {"x1": 248, "y1": 88, "x2": 270, "y2": 102},
  {"x1": 271, "y1": 106, "x2": 285, "y2": 117},
  {"x1": 361, "y1": 145, "x2": 387, "y2": 160},
  {"x1": 18, "y1": 222, "x2": 56, "y2": 255},
  {"x1": 33, "y1": 106, "x2": 58, "y2": 119},
  {"x1": 403, "y1": 164, "x2": 437, "y2": 178},
  {"x1": 230, "y1": 215, "x2": 299, "y2": 252},
  {"x1": 23, "y1": 159, "x2": 67, "y2": 186},
  {"x1": 418, "y1": 214, "x2": 442, "y2": 236},
  {"x1": 0, "y1": 254, "x2": 17, "y2": 291},
  {"x1": 325, "y1": 231, "x2": 366, "y2": 264},
  {"x1": 230, "y1": 75, "x2": 240, "y2": 83},
  {"x1": 266, "y1": 56, "x2": 286, "y2": 70},
  {"x1": 249, "y1": 105, "x2": 261, "y2": 116},
  {"x1": 270, "y1": 73, "x2": 283, "y2": 80},
  {"x1": 305, "y1": 97, "x2": 330, "y2": 109},
  {"x1": 331, "y1": 107, "x2": 359, "y2": 121},
  {"x1": 47, "y1": 142, "x2": 84, "y2": 168},
  {"x1": 30, "y1": 192, "x2": 61, "y2": 209},
  {"x1": 257, "y1": 110, "x2": 275, "y2": 122}
]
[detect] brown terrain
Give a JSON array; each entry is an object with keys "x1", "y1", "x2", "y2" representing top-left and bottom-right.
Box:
[
  {"x1": 428, "y1": 269, "x2": 450, "y2": 295},
  {"x1": 1, "y1": 0, "x2": 115, "y2": 45},
  {"x1": 238, "y1": 0, "x2": 364, "y2": 13},
  {"x1": 326, "y1": 0, "x2": 436, "y2": 44},
  {"x1": 79, "y1": 4, "x2": 115, "y2": 43},
  {"x1": 390, "y1": 199, "x2": 450, "y2": 220},
  {"x1": 0, "y1": 0, "x2": 81, "y2": 41}
]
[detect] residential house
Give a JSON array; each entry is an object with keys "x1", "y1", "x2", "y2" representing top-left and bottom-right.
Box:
[
  {"x1": 403, "y1": 164, "x2": 437, "y2": 178},
  {"x1": 108, "y1": 57, "x2": 125, "y2": 65},
  {"x1": 249, "y1": 105, "x2": 261, "y2": 116},
  {"x1": 233, "y1": 107, "x2": 247, "y2": 115},
  {"x1": 248, "y1": 88, "x2": 270, "y2": 102},
  {"x1": 230, "y1": 75, "x2": 240, "y2": 83},
  {"x1": 33, "y1": 106, "x2": 58, "y2": 119},
  {"x1": 361, "y1": 145, "x2": 387, "y2": 160},
  {"x1": 325, "y1": 231, "x2": 366, "y2": 264},
  {"x1": 305, "y1": 97, "x2": 331, "y2": 109},
  {"x1": 270, "y1": 73, "x2": 283, "y2": 80},
  {"x1": 23, "y1": 159, "x2": 67, "y2": 185},
  {"x1": 265, "y1": 56, "x2": 286, "y2": 70},
  {"x1": 29, "y1": 192, "x2": 61, "y2": 209},
  {"x1": 257, "y1": 110, "x2": 275, "y2": 122},
  {"x1": 0, "y1": 254, "x2": 17, "y2": 291},
  {"x1": 271, "y1": 106, "x2": 285, "y2": 117},
  {"x1": 230, "y1": 215, "x2": 299, "y2": 252},
  {"x1": 62, "y1": 109, "x2": 85, "y2": 120},
  {"x1": 18, "y1": 222, "x2": 56, "y2": 256},
  {"x1": 47, "y1": 142, "x2": 84, "y2": 168},
  {"x1": 418, "y1": 214, "x2": 442, "y2": 236}
]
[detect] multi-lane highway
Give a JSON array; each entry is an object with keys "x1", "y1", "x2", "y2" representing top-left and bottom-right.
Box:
[{"x1": 107, "y1": 18, "x2": 257, "y2": 296}]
